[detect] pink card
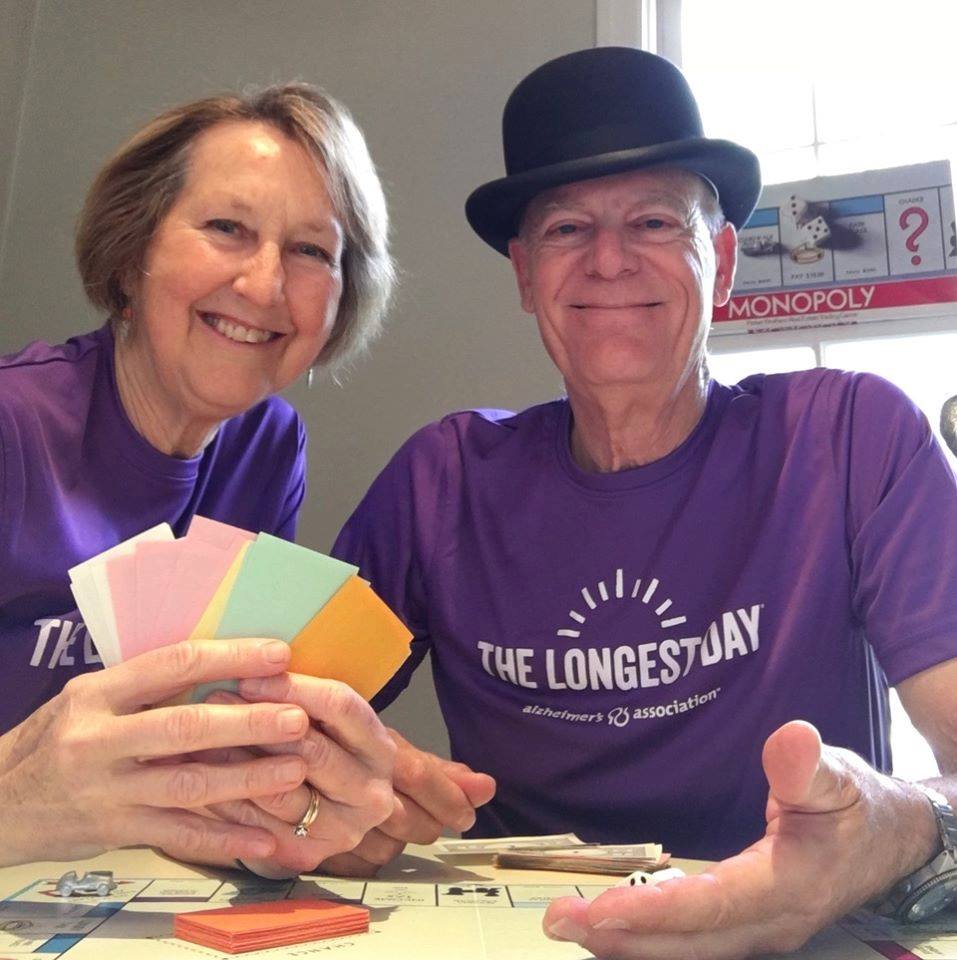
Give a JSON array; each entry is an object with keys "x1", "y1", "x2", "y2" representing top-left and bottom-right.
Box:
[
  {"x1": 106, "y1": 554, "x2": 140, "y2": 657},
  {"x1": 186, "y1": 515, "x2": 256, "y2": 550},
  {"x1": 117, "y1": 527, "x2": 257, "y2": 661},
  {"x1": 156, "y1": 540, "x2": 248, "y2": 644},
  {"x1": 130, "y1": 541, "x2": 185, "y2": 658}
]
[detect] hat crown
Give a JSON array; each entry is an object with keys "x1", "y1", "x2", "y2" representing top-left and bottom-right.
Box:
[
  {"x1": 502, "y1": 47, "x2": 705, "y2": 175},
  {"x1": 465, "y1": 46, "x2": 761, "y2": 255}
]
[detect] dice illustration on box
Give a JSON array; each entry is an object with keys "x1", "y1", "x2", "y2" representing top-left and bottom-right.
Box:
[
  {"x1": 786, "y1": 194, "x2": 809, "y2": 226},
  {"x1": 800, "y1": 216, "x2": 831, "y2": 247}
]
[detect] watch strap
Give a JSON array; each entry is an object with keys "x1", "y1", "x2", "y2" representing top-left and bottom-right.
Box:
[
  {"x1": 912, "y1": 783, "x2": 957, "y2": 857},
  {"x1": 876, "y1": 782, "x2": 957, "y2": 922}
]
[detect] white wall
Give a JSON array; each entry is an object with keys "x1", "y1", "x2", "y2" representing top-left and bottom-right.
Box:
[{"x1": 0, "y1": 0, "x2": 595, "y2": 755}]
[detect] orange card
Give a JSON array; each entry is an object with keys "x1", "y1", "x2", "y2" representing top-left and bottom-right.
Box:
[{"x1": 288, "y1": 576, "x2": 412, "y2": 700}]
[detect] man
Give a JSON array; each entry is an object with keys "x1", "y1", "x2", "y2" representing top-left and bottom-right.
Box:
[{"x1": 331, "y1": 48, "x2": 957, "y2": 957}]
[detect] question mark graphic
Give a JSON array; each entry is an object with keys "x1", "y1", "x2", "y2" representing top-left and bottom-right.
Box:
[{"x1": 899, "y1": 207, "x2": 930, "y2": 266}]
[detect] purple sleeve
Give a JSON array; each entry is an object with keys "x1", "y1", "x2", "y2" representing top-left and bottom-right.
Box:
[
  {"x1": 331, "y1": 422, "x2": 449, "y2": 710},
  {"x1": 0, "y1": 397, "x2": 27, "y2": 557},
  {"x1": 0, "y1": 409, "x2": 11, "y2": 551},
  {"x1": 841, "y1": 373, "x2": 957, "y2": 683},
  {"x1": 272, "y1": 418, "x2": 307, "y2": 542}
]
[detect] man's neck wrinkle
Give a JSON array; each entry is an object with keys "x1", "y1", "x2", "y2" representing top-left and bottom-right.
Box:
[{"x1": 567, "y1": 380, "x2": 709, "y2": 474}]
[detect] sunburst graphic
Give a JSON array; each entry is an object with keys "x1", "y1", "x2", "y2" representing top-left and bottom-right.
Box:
[{"x1": 555, "y1": 568, "x2": 687, "y2": 638}]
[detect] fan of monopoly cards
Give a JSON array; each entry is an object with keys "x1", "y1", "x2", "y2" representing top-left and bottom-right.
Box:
[{"x1": 68, "y1": 516, "x2": 412, "y2": 701}]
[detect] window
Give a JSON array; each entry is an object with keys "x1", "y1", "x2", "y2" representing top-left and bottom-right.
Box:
[
  {"x1": 677, "y1": 0, "x2": 957, "y2": 187},
  {"x1": 708, "y1": 346, "x2": 815, "y2": 384}
]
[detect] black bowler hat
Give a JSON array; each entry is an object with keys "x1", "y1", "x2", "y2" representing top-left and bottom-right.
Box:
[{"x1": 465, "y1": 47, "x2": 761, "y2": 256}]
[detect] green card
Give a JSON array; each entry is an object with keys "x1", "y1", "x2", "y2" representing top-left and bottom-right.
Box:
[{"x1": 214, "y1": 533, "x2": 358, "y2": 642}]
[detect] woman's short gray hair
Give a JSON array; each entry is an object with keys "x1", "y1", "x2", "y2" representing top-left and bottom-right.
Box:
[{"x1": 76, "y1": 82, "x2": 395, "y2": 371}]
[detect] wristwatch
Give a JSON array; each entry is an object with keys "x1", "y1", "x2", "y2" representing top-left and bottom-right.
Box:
[{"x1": 877, "y1": 783, "x2": 957, "y2": 923}]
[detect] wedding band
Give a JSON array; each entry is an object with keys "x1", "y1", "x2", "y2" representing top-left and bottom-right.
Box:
[{"x1": 293, "y1": 784, "x2": 322, "y2": 837}]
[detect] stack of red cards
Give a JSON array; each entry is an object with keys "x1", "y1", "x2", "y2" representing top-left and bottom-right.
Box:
[{"x1": 174, "y1": 899, "x2": 369, "y2": 953}]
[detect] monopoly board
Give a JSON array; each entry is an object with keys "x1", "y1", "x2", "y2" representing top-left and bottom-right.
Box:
[
  {"x1": 839, "y1": 909, "x2": 957, "y2": 960},
  {"x1": 5, "y1": 872, "x2": 957, "y2": 959},
  {"x1": 0, "y1": 874, "x2": 614, "y2": 959}
]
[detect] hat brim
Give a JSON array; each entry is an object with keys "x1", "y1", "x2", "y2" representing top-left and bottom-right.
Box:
[{"x1": 465, "y1": 138, "x2": 761, "y2": 256}]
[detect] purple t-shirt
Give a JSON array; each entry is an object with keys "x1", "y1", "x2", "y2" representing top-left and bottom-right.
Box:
[
  {"x1": 0, "y1": 325, "x2": 306, "y2": 735},
  {"x1": 334, "y1": 370, "x2": 957, "y2": 859}
]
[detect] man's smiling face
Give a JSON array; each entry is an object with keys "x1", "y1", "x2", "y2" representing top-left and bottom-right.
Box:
[{"x1": 508, "y1": 167, "x2": 737, "y2": 398}]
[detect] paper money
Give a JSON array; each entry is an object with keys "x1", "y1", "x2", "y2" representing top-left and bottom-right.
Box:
[
  {"x1": 434, "y1": 834, "x2": 584, "y2": 856},
  {"x1": 435, "y1": 836, "x2": 667, "y2": 876},
  {"x1": 495, "y1": 846, "x2": 668, "y2": 876},
  {"x1": 507, "y1": 843, "x2": 662, "y2": 861}
]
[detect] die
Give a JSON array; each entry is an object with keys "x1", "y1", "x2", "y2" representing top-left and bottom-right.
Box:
[
  {"x1": 800, "y1": 215, "x2": 831, "y2": 246},
  {"x1": 615, "y1": 867, "x2": 686, "y2": 889}
]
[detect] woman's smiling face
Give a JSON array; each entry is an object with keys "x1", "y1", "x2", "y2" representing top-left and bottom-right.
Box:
[{"x1": 124, "y1": 119, "x2": 344, "y2": 427}]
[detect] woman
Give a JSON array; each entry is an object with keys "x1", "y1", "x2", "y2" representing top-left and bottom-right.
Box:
[{"x1": 0, "y1": 84, "x2": 397, "y2": 875}]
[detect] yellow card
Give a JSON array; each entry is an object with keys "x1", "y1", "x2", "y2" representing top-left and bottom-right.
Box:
[
  {"x1": 288, "y1": 576, "x2": 412, "y2": 701},
  {"x1": 188, "y1": 541, "x2": 251, "y2": 640}
]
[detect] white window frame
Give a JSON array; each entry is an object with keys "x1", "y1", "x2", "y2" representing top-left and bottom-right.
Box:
[
  {"x1": 596, "y1": 0, "x2": 682, "y2": 60},
  {"x1": 710, "y1": 312, "x2": 957, "y2": 366}
]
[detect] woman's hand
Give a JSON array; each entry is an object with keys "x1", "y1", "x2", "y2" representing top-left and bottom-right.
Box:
[
  {"x1": 318, "y1": 729, "x2": 496, "y2": 877},
  {"x1": 199, "y1": 675, "x2": 396, "y2": 877},
  {"x1": 203, "y1": 721, "x2": 494, "y2": 880},
  {"x1": 0, "y1": 638, "x2": 311, "y2": 867}
]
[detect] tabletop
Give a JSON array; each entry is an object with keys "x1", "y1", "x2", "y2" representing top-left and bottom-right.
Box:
[{"x1": 0, "y1": 845, "x2": 952, "y2": 959}]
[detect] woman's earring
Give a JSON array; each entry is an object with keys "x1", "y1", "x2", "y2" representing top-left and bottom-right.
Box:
[
  {"x1": 118, "y1": 304, "x2": 133, "y2": 339},
  {"x1": 307, "y1": 367, "x2": 314, "y2": 390}
]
